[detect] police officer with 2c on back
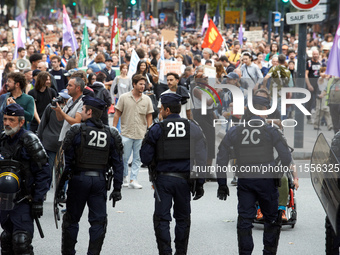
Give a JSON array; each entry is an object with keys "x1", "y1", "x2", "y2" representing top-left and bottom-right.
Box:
[
  {"x1": 60, "y1": 96, "x2": 124, "y2": 255},
  {"x1": 141, "y1": 93, "x2": 207, "y2": 255},
  {"x1": 216, "y1": 95, "x2": 292, "y2": 255},
  {"x1": 0, "y1": 104, "x2": 50, "y2": 254}
]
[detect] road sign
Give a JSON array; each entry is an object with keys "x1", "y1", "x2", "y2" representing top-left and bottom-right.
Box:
[
  {"x1": 286, "y1": 11, "x2": 325, "y2": 24},
  {"x1": 290, "y1": 0, "x2": 321, "y2": 10},
  {"x1": 159, "y1": 13, "x2": 165, "y2": 20},
  {"x1": 274, "y1": 12, "x2": 281, "y2": 27}
]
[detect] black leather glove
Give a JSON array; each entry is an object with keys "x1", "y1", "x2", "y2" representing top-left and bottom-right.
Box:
[
  {"x1": 32, "y1": 201, "x2": 43, "y2": 218},
  {"x1": 217, "y1": 185, "x2": 230, "y2": 201},
  {"x1": 109, "y1": 190, "x2": 122, "y2": 208},
  {"x1": 193, "y1": 184, "x2": 204, "y2": 200}
]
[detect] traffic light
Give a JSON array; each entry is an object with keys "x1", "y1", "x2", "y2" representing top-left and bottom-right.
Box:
[
  {"x1": 72, "y1": 2, "x2": 76, "y2": 6},
  {"x1": 130, "y1": 0, "x2": 136, "y2": 6},
  {"x1": 282, "y1": 0, "x2": 289, "y2": 2},
  {"x1": 50, "y1": 9, "x2": 54, "y2": 12}
]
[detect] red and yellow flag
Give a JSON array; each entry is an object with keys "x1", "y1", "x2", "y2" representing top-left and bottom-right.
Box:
[
  {"x1": 201, "y1": 20, "x2": 223, "y2": 53},
  {"x1": 41, "y1": 33, "x2": 45, "y2": 54}
]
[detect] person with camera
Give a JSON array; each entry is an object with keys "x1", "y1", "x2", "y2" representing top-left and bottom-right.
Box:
[
  {"x1": 53, "y1": 77, "x2": 84, "y2": 143},
  {"x1": 60, "y1": 96, "x2": 123, "y2": 254},
  {"x1": 37, "y1": 89, "x2": 71, "y2": 188},
  {"x1": 0, "y1": 104, "x2": 50, "y2": 254}
]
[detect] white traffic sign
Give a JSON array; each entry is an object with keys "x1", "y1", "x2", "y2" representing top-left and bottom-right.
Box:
[
  {"x1": 290, "y1": 0, "x2": 321, "y2": 10},
  {"x1": 286, "y1": 11, "x2": 325, "y2": 25}
]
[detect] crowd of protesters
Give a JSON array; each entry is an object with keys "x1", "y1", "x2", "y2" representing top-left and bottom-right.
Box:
[{"x1": 0, "y1": 14, "x2": 337, "y2": 185}]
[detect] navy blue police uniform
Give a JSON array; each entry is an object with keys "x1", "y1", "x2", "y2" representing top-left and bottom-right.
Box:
[
  {"x1": 141, "y1": 93, "x2": 207, "y2": 255},
  {"x1": 216, "y1": 96, "x2": 292, "y2": 255},
  {"x1": 0, "y1": 104, "x2": 50, "y2": 255},
  {"x1": 61, "y1": 96, "x2": 124, "y2": 255}
]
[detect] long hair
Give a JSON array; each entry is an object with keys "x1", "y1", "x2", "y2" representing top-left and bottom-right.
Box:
[
  {"x1": 215, "y1": 61, "x2": 226, "y2": 79},
  {"x1": 136, "y1": 60, "x2": 148, "y2": 76},
  {"x1": 35, "y1": 72, "x2": 51, "y2": 91}
]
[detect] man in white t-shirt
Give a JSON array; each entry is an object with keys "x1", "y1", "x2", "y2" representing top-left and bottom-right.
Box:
[{"x1": 158, "y1": 72, "x2": 192, "y2": 120}]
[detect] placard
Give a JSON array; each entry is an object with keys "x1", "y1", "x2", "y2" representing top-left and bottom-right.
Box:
[
  {"x1": 44, "y1": 33, "x2": 58, "y2": 45},
  {"x1": 161, "y1": 29, "x2": 176, "y2": 42},
  {"x1": 203, "y1": 65, "x2": 216, "y2": 78},
  {"x1": 243, "y1": 31, "x2": 263, "y2": 42},
  {"x1": 162, "y1": 61, "x2": 182, "y2": 76}
]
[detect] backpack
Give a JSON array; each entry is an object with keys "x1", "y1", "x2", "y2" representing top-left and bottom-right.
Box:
[
  {"x1": 270, "y1": 66, "x2": 290, "y2": 91},
  {"x1": 94, "y1": 86, "x2": 106, "y2": 101},
  {"x1": 148, "y1": 63, "x2": 159, "y2": 84}
]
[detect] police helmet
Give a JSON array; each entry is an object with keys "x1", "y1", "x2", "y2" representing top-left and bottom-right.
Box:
[{"x1": 0, "y1": 170, "x2": 20, "y2": 210}]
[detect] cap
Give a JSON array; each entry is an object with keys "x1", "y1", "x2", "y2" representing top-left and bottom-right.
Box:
[
  {"x1": 64, "y1": 69, "x2": 77, "y2": 77},
  {"x1": 3, "y1": 104, "x2": 25, "y2": 116},
  {"x1": 0, "y1": 46, "x2": 8, "y2": 52},
  {"x1": 160, "y1": 93, "x2": 182, "y2": 105},
  {"x1": 32, "y1": 69, "x2": 41, "y2": 77},
  {"x1": 226, "y1": 72, "x2": 239, "y2": 80},
  {"x1": 323, "y1": 44, "x2": 331, "y2": 51},
  {"x1": 242, "y1": 37, "x2": 247, "y2": 42},
  {"x1": 105, "y1": 58, "x2": 113, "y2": 62},
  {"x1": 58, "y1": 89, "x2": 71, "y2": 99},
  {"x1": 82, "y1": 96, "x2": 107, "y2": 111},
  {"x1": 253, "y1": 96, "x2": 270, "y2": 108}
]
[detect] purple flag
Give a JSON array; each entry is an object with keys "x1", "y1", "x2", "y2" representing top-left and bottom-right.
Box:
[
  {"x1": 201, "y1": 13, "x2": 209, "y2": 36},
  {"x1": 326, "y1": 22, "x2": 340, "y2": 77},
  {"x1": 63, "y1": 5, "x2": 79, "y2": 54},
  {"x1": 238, "y1": 24, "x2": 243, "y2": 45},
  {"x1": 15, "y1": 10, "x2": 27, "y2": 26},
  {"x1": 13, "y1": 21, "x2": 25, "y2": 60}
]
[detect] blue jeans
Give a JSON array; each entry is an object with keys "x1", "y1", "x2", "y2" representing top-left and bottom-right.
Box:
[{"x1": 122, "y1": 135, "x2": 142, "y2": 181}]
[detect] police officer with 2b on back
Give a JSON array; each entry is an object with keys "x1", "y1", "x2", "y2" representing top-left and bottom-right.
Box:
[
  {"x1": 216, "y1": 95, "x2": 292, "y2": 255},
  {"x1": 60, "y1": 96, "x2": 123, "y2": 255},
  {"x1": 140, "y1": 93, "x2": 207, "y2": 255},
  {"x1": 0, "y1": 104, "x2": 50, "y2": 254}
]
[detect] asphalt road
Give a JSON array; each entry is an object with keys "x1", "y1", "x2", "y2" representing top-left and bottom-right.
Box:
[{"x1": 33, "y1": 160, "x2": 326, "y2": 255}]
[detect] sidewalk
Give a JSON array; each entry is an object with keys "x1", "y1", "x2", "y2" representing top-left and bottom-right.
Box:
[{"x1": 284, "y1": 118, "x2": 335, "y2": 160}]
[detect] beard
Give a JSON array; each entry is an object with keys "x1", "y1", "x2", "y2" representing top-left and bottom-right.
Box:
[{"x1": 4, "y1": 124, "x2": 20, "y2": 136}]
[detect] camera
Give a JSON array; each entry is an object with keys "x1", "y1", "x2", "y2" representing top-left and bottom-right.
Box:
[{"x1": 51, "y1": 96, "x2": 64, "y2": 107}]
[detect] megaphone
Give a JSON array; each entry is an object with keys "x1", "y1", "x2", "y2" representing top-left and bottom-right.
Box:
[{"x1": 16, "y1": 59, "x2": 31, "y2": 70}]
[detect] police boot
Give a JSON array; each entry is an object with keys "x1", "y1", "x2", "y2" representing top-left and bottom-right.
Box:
[
  {"x1": 174, "y1": 218, "x2": 190, "y2": 255},
  {"x1": 1, "y1": 230, "x2": 14, "y2": 255},
  {"x1": 61, "y1": 213, "x2": 77, "y2": 255},
  {"x1": 153, "y1": 215, "x2": 172, "y2": 255},
  {"x1": 88, "y1": 219, "x2": 107, "y2": 255},
  {"x1": 263, "y1": 211, "x2": 282, "y2": 255},
  {"x1": 12, "y1": 231, "x2": 33, "y2": 255},
  {"x1": 237, "y1": 216, "x2": 254, "y2": 255}
]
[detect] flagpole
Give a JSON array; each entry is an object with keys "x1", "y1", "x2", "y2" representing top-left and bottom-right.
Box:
[
  {"x1": 118, "y1": 34, "x2": 121, "y2": 66},
  {"x1": 86, "y1": 45, "x2": 88, "y2": 67}
]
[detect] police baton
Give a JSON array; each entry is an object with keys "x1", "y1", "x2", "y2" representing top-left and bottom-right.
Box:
[
  {"x1": 34, "y1": 216, "x2": 44, "y2": 238},
  {"x1": 152, "y1": 182, "x2": 161, "y2": 203}
]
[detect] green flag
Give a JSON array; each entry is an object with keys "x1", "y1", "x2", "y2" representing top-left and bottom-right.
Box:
[{"x1": 78, "y1": 25, "x2": 90, "y2": 67}]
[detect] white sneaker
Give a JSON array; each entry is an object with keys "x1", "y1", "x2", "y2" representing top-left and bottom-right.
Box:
[
  {"x1": 128, "y1": 180, "x2": 143, "y2": 189},
  {"x1": 123, "y1": 177, "x2": 129, "y2": 187}
]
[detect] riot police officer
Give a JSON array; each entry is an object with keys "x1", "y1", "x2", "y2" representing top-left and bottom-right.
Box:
[
  {"x1": 141, "y1": 93, "x2": 207, "y2": 255},
  {"x1": 0, "y1": 104, "x2": 50, "y2": 254},
  {"x1": 216, "y1": 95, "x2": 292, "y2": 255},
  {"x1": 61, "y1": 96, "x2": 124, "y2": 255}
]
